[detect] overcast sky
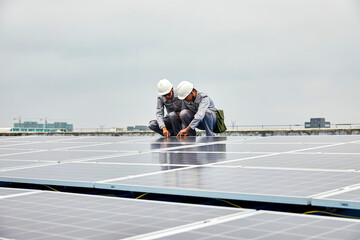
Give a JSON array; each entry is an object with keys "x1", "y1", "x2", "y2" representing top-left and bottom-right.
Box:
[{"x1": 1, "y1": 0, "x2": 359, "y2": 129}]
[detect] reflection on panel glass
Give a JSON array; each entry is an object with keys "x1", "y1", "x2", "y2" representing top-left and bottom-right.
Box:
[
  {"x1": 148, "y1": 136, "x2": 228, "y2": 144},
  {"x1": 151, "y1": 137, "x2": 227, "y2": 166}
]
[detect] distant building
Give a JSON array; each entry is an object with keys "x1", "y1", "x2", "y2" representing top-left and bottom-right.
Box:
[
  {"x1": 135, "y1": 125, "x2": 149, "y2": 131},
  {"x1": 127, "y1": 125, "x2": 150, "y2": 131},
  {"x1": 305, "y1": 118, "x2": 330, "y2": 128},
  {"x1": 45, "y1": 122, "x2": 73, "y2": 132},
  {"x1": 14, "y1": 121, "x2": 43, "y2": 129},
  {"x1": 12, "y1": 121, "x2": 73, "y2": 132},
  {"x1": 110, "y1": 128, "x2": 124, "y2": 132}
]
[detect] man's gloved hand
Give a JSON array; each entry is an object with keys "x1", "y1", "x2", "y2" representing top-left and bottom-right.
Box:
[{"x1": 162, "y1": 127, "x2": 170, "y2": 137}]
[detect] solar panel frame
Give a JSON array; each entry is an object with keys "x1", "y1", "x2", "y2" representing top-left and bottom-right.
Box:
[{"x1": 311, "y1": 186, "x2": 360, "y2": 210}]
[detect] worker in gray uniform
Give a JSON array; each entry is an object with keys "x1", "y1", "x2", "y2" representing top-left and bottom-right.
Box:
[
  {"x1": 176, "y1": 81, "x2": 217, "y2": 137},
  {"x1": 148, "y1": 79, "x2": 182, "y2": 137}
]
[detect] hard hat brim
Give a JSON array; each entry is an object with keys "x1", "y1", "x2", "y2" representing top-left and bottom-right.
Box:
[{"x1": 158, "y1": 89, "x2": 172, "y2": 96}]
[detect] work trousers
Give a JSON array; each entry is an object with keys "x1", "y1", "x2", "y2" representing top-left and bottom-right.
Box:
[
  {"x1": 180, "y1": 109, "x2": 217, "y2": 136},
  {"x1": 148, "y1": 112, "x2": 181, "y2": 136}
]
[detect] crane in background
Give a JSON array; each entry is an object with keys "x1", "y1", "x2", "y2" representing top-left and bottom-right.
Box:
[
  {"x1": 231, "y1": 120, "x2": 237, "y2": 130},
  {"x1": 13, "y1": 116, "x2": 22, "y2": 124},
  {"x1": 13, "y1": 116, "x2": 47, "y2": 124}
]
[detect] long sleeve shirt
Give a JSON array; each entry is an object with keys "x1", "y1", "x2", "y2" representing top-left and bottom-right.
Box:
[
  {"x1": 156, "y1": 91, "x2": 182, "y2": 129},
  {"x1": 182, "y1": 91, "x2": 217, "y2": 129}
]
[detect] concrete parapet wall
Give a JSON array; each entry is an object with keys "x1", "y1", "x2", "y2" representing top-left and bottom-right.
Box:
[
  {"x1": 1, "y1": 128, "x2": 360, "y2": 136},
  {"x1": 224, "y1": 128, "x2": 360, "y2": 137}
]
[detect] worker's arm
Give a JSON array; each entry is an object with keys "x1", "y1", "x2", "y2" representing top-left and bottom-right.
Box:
[{"x1": 156, "y1": 97, "x2": 166, "y2": 129}]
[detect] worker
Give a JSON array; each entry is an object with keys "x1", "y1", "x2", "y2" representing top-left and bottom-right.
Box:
[
  {"x1": 176, "y1": 81, "x2": 217, "y2": 137},
  {"x1": 148, "y1": 79, "x2": 182, "y2": 137}
]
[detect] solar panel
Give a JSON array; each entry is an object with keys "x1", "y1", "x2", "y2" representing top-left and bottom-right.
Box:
[
  {"x1": 172, "y1": 143, "x2": 326, "y2": 153},
  {"x1": 1, "y1": 187, "x2": 360, "y2": 240},
  {"x1": 245, "y1": 135, "x2": 360, "y2": 143},
  {"x1": 96, "y1": 166, "x2": 360, "y2": 205},
  {"x1": 0, "y1": 160, "x2": 47, "y2": 170},
  {"x1": 0, "y1": 162, "x2": 185, "y2": 187},
  {"x1": 153, "y1": 211, "x2": 360, "y2": 240},
  {"x1": 0, "y1": 148, "x2": 34, "y2": 156},
  {"x1": 301, "y1": 143, "x2": 360, "y2": 153},
  {"x1": 0, "y1": 187, "x2": 35, "y2": 197},
  {"x1": 83, "y1": 152, "x2": 263, "y2": 165},
  {"x1": 0, "y1": 150, "x2": 129, "y2": 162},
  {"x1": 68, "y1": 142, "x2": 188, "y2": 152},
  {"x1": 217, "y1": 153, "x2": 360, "y2": 170},
  {"x1": 0, "y1": 141, "x2": 75, "y2": 149},
  {"x1": 0, "y1": 187, "x2": 248, "y2": 240},
  {"x1": 0, "y1": 135, "x2": 360, "y2": 210}
]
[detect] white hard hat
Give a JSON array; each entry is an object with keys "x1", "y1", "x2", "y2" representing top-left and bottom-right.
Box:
[
  {"x1": 177, "y1": 81, "x2": 194, "y2": 100},
  {"x1": 157, "y1": 79, "x2": 173, "y2": 95}
]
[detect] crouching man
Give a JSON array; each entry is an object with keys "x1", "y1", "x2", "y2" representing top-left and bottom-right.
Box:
[
  {"x1": 176, "y1": 81, "x2": 217, "y2": 137},
  {"x1": 149, "y1": 79, "x2": 182, "y2": 137}
]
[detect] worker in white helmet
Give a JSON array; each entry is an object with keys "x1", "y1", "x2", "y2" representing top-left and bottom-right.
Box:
[
  {"x1": 148, "y1": 79, "x2": 182, "y2": 137},
  {"x1": 176, "y1": 81, "x2": 217, "y2": 137}
]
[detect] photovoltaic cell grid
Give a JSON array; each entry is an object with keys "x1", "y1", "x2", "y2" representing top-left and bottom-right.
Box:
[
  {"x1": 0, "y1": 135, "x2": 360, "y2": 209},
  {"x1": 1, "y1": 187, "x2": 360, "y2": 240},
  {"x1": 0, "y1": 186, "x2": 34, "y2": 197},
  {"x1": 155, "y1": 211, "x2": 360, "y2": 240},
  {"x1": 0, "y1": 187, "x2": 247, "y2": 240},
  {"x1": 217, "y1": 153, "x2": 360, "y2": 170},
  {"x1": 97, "y1": 167, "x2": 360, "y2": 205}
]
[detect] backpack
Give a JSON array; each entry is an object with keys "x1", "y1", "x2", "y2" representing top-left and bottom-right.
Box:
[{"x1": 214, "y1": 109, "x2": 227, "y2": 133}]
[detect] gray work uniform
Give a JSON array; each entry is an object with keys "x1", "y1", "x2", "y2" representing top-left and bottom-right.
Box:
[
  {"x1": 148, "y1": 91, "x2": 182, "y2": 136},
  {"x1": 180, "y1": 91, "x2": 217, "y2": 136}
]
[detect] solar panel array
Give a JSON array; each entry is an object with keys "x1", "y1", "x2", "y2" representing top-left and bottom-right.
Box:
[
  {"x1": 1, "y1": 135, "x2": 360, "y2": 239},
  {"x1": 1, "y1": 187, "x2": 360, "y2": 240},
  {"x1": 1, "y1": 135, "x2": 360, "y2": 210}
]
